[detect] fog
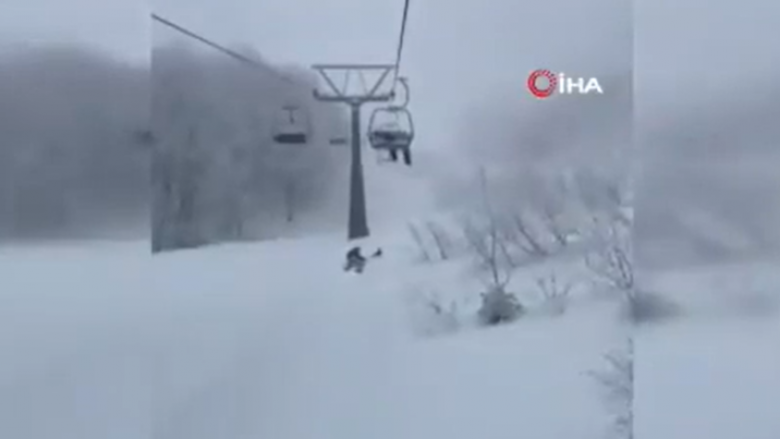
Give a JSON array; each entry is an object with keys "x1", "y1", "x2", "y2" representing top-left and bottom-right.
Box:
[
  {"x1": 1, "y1": 0, "x2": 778, "y2": 265},
  {"x1": 0, "y1": 0, "x2": 148, "y2": 242},
  {"x1": 0, "y1": 46, "x2": 149, "y2": 241},
  {"x1": 0, "y1": 2, "x2": 779, "y2": 439},
  {"x1": 421, "y1": 0, "x2": 780, "y2": 269},
  {"x1": 149, "y1": 31, "x2": 350, "y2": 251},
  {"x1": 632, "y1": 0, "x2": 780, "y2": 268},
  {"x1": 0, "y1": 0, "x2": 148, "y2": 65}
]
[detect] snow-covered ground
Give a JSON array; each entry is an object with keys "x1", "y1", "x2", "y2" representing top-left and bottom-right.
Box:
[
  {"x1": 0, "y1": 233, "x2": 613, "y2": 439},
  {"x1": 0, "y1": 243, "x2": 153, "y2": 438},
  {"x1": 2, "y1": 227, "x2": 777, "y2": 439},
  {"x1": 1, "y1": 157, "x2": 778, "y2": 439},
  {"x1": 635, "y1": 262, "x2": 780, "y2": 439}
]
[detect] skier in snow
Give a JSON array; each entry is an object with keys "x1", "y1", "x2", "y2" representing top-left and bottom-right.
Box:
[
  {"x1": 343, "y1": 246, "x2": 382, "y2": 273},
  {"x1": 344, "y1": 246, "x2": 366, "y2": 273}
]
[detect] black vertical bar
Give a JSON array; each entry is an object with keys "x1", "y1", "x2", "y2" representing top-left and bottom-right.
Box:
[{"x1": 347, "y1": 102, "x2": 369, "y2": 240}]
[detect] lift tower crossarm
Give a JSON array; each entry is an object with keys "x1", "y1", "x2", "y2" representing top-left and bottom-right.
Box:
[
  {"x1": 311, "y1": 64, "x2": 396, "y2": 100},
  {"x1": 312, "y1": 94, "x2": 393, "y2": 104}
]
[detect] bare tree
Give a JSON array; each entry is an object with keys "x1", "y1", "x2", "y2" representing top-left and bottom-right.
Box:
[
  {"x1": 586, "y1": 217, "x2": 634, "y2": 294},
  {"x1": 535, "y1": 272, "x2": 574, "y2": 315},
  {"x1": 407, "y1": 222, "x2": 432, "y2": 262},
  {"x1": 461, "y1": 216, "x2": 513, "y2": 291},
  {"x1": 464, "y1": 168, "x2": 523, "y2": 325},
  {"x1": 585, "y1": 213, "x2": 679, "y2": 323},
  {"x1": 588, "y1": 338, "x2": 634, "y2": 439},
  {"x1": 148, "y1": 42, "x2": 350, "y2": 251},
  {"x1": 425, "y1": 221, "x2": 454, "y2": 261},
  {"x1": 506, "y1": 212, "x2": 549, "y2": 258},
  {"x1": 406, "y1": 286, "x2": 461, "y2": 337},
  {"x1": 406, "y1": 220, "x2": 458, "y2": 263},
  {"x1": 538, "y1": 175, "x2": 579, "y2": 249}
]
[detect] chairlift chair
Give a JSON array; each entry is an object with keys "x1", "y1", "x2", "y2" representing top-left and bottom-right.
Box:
[
  {"x1": 367, "y1": 106, "x2": 414, "y2": 165},
  {"x1": 272, "y1": 105, "x2": 311, "y2": 145}
]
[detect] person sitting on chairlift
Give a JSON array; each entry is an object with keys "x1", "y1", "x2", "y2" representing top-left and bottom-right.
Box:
[
  {"x1": 371, "y1": 127, "x2": 412, "y2": 166},
  {"x1": 389, "y1": 147, "x2": 411, "y2": 165}
]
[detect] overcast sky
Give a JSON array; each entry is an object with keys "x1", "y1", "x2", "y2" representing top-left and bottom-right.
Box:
[
  {"x1": 2, "y1": 0, "x2": 778, "y2": 261},
  {"x1": 154, "y1": 0, "x2": 631, "y2": 151},
  {"x1": 2, "y1": 0, "x2": 778, "y2": 148},
  {"x1": 4, "y1": 0, "x2": 777, "y2": 118},
  {"x1": 0, "y1": 0, "x2": 149, "y2": 64},
  {"x1": 2, "y1": 0, "x2": 776, "y2": 93}
]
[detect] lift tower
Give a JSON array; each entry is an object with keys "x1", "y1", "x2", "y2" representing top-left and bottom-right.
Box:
[{"x1": 311, "y1": 64, "x2": 397, "y2": 240}]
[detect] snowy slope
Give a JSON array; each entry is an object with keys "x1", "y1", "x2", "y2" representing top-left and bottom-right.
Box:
[
  {"x1": 1, "y1": 232, "x2": 621, "y2": 439},
  {"x1": 1, "y1": 155, "x2": 778, "y2": 439},
  {"x1": 1, "y1": 229, "x2": 779, "y2": 439},
  {"x1": 0, "y1": 243, "x2": 153, "y2": 439},
  {"x1": 154, "y1": 232, "x2": 622, "y2": 439},
  {"x1": 635, "y1": 262, "x2": 780, "y2": 439}
]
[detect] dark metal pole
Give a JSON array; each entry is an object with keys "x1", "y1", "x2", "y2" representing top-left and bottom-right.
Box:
[
  {"x1": 347, "y1": 102, "x2": 369, "y2": 240},
  {"x1": 311, "y1": 64, "x2": 396, "y2": 241}
]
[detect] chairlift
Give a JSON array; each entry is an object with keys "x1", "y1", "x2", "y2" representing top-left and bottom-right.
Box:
[
  {"x1": 367, "y1": 106, "x2": 414, "y2": 165},
  {"x1": 328, "y1": 119, "x2": 350, "y2": 146},
  {"x1": 272, "y1": 105, "x2": 311, "y2": 145}
]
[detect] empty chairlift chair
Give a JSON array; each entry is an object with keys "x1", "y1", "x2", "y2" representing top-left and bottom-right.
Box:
[{"x1": 272, "y1": 105, "x2": 310, "y2": 146}]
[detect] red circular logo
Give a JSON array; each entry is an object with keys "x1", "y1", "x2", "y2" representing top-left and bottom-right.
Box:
[{"x1": 527, "y1": 69, "x2": 556, "y2": 99}]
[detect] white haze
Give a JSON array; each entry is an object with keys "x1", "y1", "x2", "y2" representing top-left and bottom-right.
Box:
[
  {"x1": 149, "y1": 24, "x2": 352, "y2": 251},
  {"x1": 0, "y1": 0, "x2": 778, "y2": 438},
  {"x1": 0, "y1": 47, "x2": 149, "y2": 242}
]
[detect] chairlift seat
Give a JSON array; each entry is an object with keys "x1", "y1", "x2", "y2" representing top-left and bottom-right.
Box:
[
  {"x1": 367, "y1": 105, "x2": 414, "y2": 151},
  {"x1": 368, "y1": 129, "x2": 412, "y2": 150},
  {"x1": 273, "y1": 132, "x2": 308, "y2": 145},
  {"x1": 272, "y1": 105, "x2": 311, "y2": 145}
]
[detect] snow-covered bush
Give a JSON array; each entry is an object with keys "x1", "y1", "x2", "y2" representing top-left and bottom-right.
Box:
[
  {"x1": 585, "y1": 213, "x2": 681, "y2": 324},
  {"x1": 405, "y1": 287, "x2": 461, "y2": 336},
  {"x1": 477, "y1": 287, "x2": 524, "y2": 326}
]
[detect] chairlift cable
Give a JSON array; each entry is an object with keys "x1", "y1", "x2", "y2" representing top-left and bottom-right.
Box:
[
  {"x1": 151, "y1": 14, "x2": 303, "y2": 87},
  {"x1": 388, "y1": 0, "x2": 412, "y2": 106},
  {"x1": 151, "y1": 13, "x2": 311, "y2": 145},
  {"x1": 391, "y1": 0, "x2": 411, "y2": 87},
  {"x1": 392, "y1": 0, "x2": 411, "y2": 75}
]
